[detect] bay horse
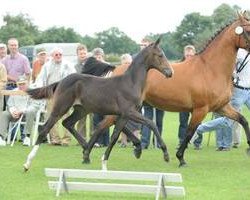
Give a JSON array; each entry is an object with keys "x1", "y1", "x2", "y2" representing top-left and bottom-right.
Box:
[
  {"x1": 83, "y1": 12, "x2": 250, "y2": 168},
  {"x1": 23, "y1": 37, "x2": 173, "y2": 171}
]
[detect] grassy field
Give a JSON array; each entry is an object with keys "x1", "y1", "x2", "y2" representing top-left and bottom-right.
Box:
[{"x1": 1, "y1": 110, "x2": 250, "y2": 200}]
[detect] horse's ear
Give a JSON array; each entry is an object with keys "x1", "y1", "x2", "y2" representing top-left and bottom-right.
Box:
[
  {"x1": 238, "y1": 10, "x2": 248, "y2": 22},
  {"x1": 154, "y1": 36, "x2": 162, "y2": 47}
]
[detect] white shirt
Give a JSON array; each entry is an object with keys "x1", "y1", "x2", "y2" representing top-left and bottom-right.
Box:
[
  {"x1": 234, "y1": 48, "x2": 250, "y2": 88},
  {"x1": 34, "y1": 59, "x2": 76, "y2": 87}
]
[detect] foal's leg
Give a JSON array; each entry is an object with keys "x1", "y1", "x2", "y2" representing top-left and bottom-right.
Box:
[
  {"x1": 24, "y1": 95, "x2": 74, "y2": 171},
  {"x1": 83, "y1": 115, "x2": 116, "y2": 163},
  {"x1": 122, "y1": 125, "x2": 142, "y2": 158},
  {"x1": 62, "y1": 105, "x2": 88, "y2": 149},
  {"x1": 102, "y1": 117, "x2": 128, "y2": 170},
  {"x1": 126, "y1": 110, "x2": 169, "y2": 162}
]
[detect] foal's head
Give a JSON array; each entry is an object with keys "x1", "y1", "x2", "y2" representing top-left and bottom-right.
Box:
[
  {"x1": 233, "y1": 11, "x2": 250, "y2": 51},
  {"x1": 140, "y1": 37, "x2": 173, "y2": 78}
]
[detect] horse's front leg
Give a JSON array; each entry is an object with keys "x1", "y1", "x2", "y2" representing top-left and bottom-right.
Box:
[
  {"x1": 83, "y1": 115, "x2": 116, "y2": 164},
  {"x1": 176, "y1": 108, "x2": 207, "y2": 167},
  {"x1": 102, "y1": 117, "x2": 128, "y2": 170},
  {"x1": 128, "y1": 111, "x2": 169, "y2": 163}
]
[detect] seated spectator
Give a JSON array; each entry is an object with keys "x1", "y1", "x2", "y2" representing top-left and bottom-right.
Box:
[{"x1": 0, "y1": 76, "x2": 44, "y2": 146}]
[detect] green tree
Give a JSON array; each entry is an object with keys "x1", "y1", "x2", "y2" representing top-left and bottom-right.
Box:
[
  {"x1": 36, "y1": 26, "x2": 83, "y2": 44},
  {"x1": 0, "y1": 13, "x2": 39, "y2": 46},
  {"x1": 173, "y1": 12, "x2": 212, "y2": 53},
  {"x1": 94, "y1": 27, "x2": 138, "y2": 54}
]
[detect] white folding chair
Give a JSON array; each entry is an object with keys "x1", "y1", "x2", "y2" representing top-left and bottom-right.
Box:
[
  {"x1": 7, "y1": 101, "x2": 49, "y2": 146},
  {"x1": 31, "y1": 101, "x2": 48, "y2": 145},
  {"x1": 7, "y1": 114, "x2": 25, "y2": 146}
]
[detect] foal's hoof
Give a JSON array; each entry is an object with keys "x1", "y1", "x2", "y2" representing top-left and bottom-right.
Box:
[
  {"x1": 246, "y1": 148, "x2": 250, "y2": 156},
  {"x1": 163, "y1": 153, "x2": 170, "y2": 162},
  {"x1": 133, "y1": 147, "x2": 142, "y2": 159},
  {"x1": 82, "y1": 158, "x2": 91, "y2": 164},
  {"x1": 23, "y1": 164, "x2": 29, "y2": 172},
  {"x1": 178, "y1": 161, "x2": 187, "y2": 168}
]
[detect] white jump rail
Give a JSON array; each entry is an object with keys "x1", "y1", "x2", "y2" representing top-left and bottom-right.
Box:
[{"x1": 45, "y1": 168, "x2": 185, "y2": 199}]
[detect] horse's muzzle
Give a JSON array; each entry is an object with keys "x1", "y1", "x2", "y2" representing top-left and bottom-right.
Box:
[{"x1": 163, "y1": 68, "x2": 173, "y2": 78}]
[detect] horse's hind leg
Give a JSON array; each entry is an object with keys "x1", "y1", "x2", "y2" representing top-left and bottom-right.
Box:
[
  {"x1": 127, "y1": 111, "x2": 169, "y2": 163},
  {"x1": 83, "y1": 115, "x2": 116, "y2": 164},
  {"x1": 62, "y1": 104, "x2": 88, "y2": 149},
  {"x1": 102, "y1": 117, "x2": 128, "y2": 170}
]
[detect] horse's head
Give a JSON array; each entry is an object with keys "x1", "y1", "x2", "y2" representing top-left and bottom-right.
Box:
[
  {"x1": 233, "y1": 11, "x2": 250, "y2": 51},
  {"x1": 142, "y1": 37, "x2": 173, "y2": 78}
]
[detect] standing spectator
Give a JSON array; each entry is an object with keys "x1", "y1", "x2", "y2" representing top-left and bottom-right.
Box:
[
  {"x1": 118, "y1": 54, "x2": 141, "y2": 147},
  {"x1": 139, "y1": 37, "x2": 165, "y2": 149},
  {"x1": 2, "y1": 38, "x2": 31, "y2": 141},
  {"x1": 0, "y1": 43, "x2": 7, "y2": 61},
  {"x1": 2, "y1": 38, "x2": 31, "y2": 90},
  {"x1": 74, "y1": 44, "x2": 93, "y2": 140},
  {"x1": 0, "y1": 76, "x2": 43, "y2": 146},
  {"x1": 177, "y1": 45, "x2": 202, "y2": 150},
  {"x1": 92, "y1": 47, "x2": 111, "y2": 147},
  {"x1": 0, "y1": 62, "x2": 7, "y2": 112},
  {"x1": 35, "y1": 47, "x2": 76, "y2": 146},
  {"x1": 32, "y1": 48, "x2": 48, "y2": 83},
  {"x1": 193, "y1": 48, "x2": 250, "y2": 151},
  {"x1": 82, "y1": 47, "x2": 115, "y2": 147}
]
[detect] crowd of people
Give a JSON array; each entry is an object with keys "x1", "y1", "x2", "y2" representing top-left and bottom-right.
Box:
[{"x1": 0, "y1": 37, "x2": 248, "y2": 153}]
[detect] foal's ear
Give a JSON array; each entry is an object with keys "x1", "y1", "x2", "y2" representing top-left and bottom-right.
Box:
[{"x1": 154, "y1": 36, "x2": 162, "y2": 47}]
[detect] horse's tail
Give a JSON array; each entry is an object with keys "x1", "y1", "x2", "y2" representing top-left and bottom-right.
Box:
[{"x1": 26, "y1": 82, "x2": 59, "y2": 99}]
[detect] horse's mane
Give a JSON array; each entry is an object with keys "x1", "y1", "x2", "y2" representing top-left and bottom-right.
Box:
[{"x1": 198, "y1": 19, "x2": 236, "y2": 54}]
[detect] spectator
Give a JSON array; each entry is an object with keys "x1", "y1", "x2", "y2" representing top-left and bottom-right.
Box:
[
  {"x1": 2, "y1": 38, "x2": 31, "y2": 141},
  {"x1": 193, "y1": 48, "x2": 250, "y2": 151},
  {"x1": 0, "y1": 76, "x2": 43, "y2": 146},
  {"x1": 177, "y1": 45, "x2": 203, "y2": 150},
  {"x1": 139, "y1": 37, "x2": 165, "y2": 149},
  {"x1": 74, "y1": 44, "x2": 93, "y2": 140},
  {"x1": 118, "y1": 54, "x2": 141, "y2": 147},
  {"x1": 0, "y1": 62, "x2": 7, "y2": 112},
  {"x1": 0, "y1": 43, "x2": 7, "y2": 61},
  {"x1": 2, "y1": 38, "x2": 31, "y2": 90},
  {"x1": 35, "y1": 47, "x2": 76, "y2": 146},
  {"x1": 82, "y1": 47, "x2": 115, "y2": 147},
  {"x1": 32, "y1": 48, "x2": 48, "y2": 83}
]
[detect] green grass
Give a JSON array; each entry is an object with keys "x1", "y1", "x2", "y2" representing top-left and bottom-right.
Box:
[{"x1": 1, "y1": 109, "x2": 250, "y2": 200}]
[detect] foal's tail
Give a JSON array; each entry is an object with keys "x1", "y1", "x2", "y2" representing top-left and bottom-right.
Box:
[{"x1": 26, "y1": 82, "x2": 59, "y2": 99}]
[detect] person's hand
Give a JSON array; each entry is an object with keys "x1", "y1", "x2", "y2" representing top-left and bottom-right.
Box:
[{"x1": 11, "y1": 110, "x2": 22, "y2": 119}]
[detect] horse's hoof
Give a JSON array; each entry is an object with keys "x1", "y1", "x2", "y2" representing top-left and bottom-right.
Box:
[
  {"x1": 246, "y1": 148, "x2": 250, "y2": 156},
  {"x1": 164, "y1": 153, "x2": 170, "y2": 162},
  {"x1": 178, "y1": 161, "x2": 187, "y2": 168},
  {"x1": 82, "y1": 158, "x2": 91, "y2": 164},
  {"x1": 133, "y1": 148, "x2": 142, "y2": 159}
]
